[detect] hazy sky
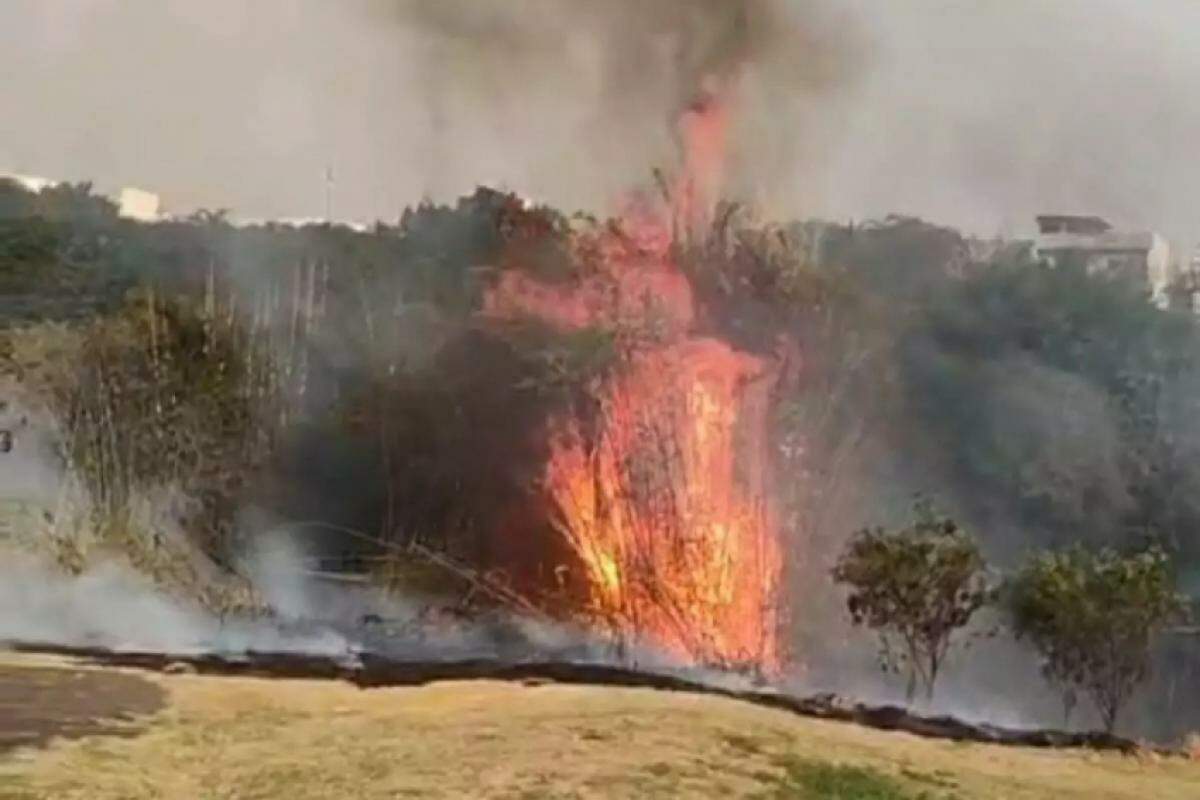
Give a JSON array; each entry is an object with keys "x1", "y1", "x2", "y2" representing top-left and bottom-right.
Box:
[{"x1": 3, "y1": 0, "x2": 1200, "y2": 242}]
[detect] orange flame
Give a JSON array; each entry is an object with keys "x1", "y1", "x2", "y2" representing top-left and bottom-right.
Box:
[
  {"x1": 485, "y1": 86, "x2": 782, "y2": 672},
  {"x1": 541, "y1": 338, "x2": 781, "y2": 670}
]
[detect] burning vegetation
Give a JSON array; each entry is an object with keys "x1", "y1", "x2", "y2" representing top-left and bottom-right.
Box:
[
  {"x1": 485, "y1": 203, "x2": 782, "y2": 671},
  {"x1": 480, "y1": 89, "x2": 783, "y2": 672},
  {"x1": 6, "y1": 63, "x2": 1200, "y2": 746},
  {"x1": 0, "y1": 86, "x2": 793, "y2": 677}
]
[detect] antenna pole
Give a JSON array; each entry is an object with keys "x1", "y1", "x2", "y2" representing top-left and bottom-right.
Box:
[{"x1": 324, "y1": 165, "x2": 333, "y2": 222}]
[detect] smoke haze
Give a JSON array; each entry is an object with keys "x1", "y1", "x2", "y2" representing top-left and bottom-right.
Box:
[
  {"x1": 6, "y1": 0, "x2": 1200, "y2": 742},
  {"x1": 3, "y1": 1, "x2": 1199, "y2": 242}
]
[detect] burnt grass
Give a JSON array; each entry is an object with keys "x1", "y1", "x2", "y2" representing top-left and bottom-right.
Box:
[{"x1": 0, "y1": 663, "x2": 166, "y2": 754}]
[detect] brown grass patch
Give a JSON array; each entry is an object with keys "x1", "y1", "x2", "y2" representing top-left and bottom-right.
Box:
[{"x1": 1, "y1": 653, "x2": 1198, "y2": 799}]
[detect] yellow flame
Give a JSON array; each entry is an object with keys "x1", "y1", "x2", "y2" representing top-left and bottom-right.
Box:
[{"x1": 595, "y1": 551, "x2": 621, "y2": 597}]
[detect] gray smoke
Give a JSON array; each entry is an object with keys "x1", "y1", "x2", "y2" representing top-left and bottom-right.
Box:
[
  {"x1": 4, "y1": 1, "x2": 1200, "y2": 738},
  {"x1": 0, "y1": 0, "x2": 859, "y2": 220},
  {"x1": 0, "y1": 552, "x2": 349, "y2": 655},
  {"x1": 4, "y1": 1, "x2": 1200, "y2": 242}
]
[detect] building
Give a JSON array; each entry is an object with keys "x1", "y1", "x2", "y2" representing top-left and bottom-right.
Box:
[
  {"x1": 3, "y1": 172, "x2": 164, "y2": 222},
  {"x1": 1034, "y1": 215, "x2": 1173, "y2": 306},
  {"x1": 117, "y1": 186, "x2": 161, "y2": 221},
  {"x1": 1159, "y1": 245, "x2": 1200, "y2": 314}
]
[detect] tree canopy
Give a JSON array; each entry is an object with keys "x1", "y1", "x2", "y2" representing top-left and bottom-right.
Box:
[
  {"x1": 832, "y1": 498, "x2": 994, "y2": 702},
  {"x1": 1008, "y1": 545, "x2": 1188, "y2": 732}
]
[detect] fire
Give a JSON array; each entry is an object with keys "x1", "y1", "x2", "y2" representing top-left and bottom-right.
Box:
[
  {"x1": 539, "y1": 338, "x2": 781, "y2": 671},
  {"x1": 485, "y1": 86, "x2": 782, "y2": 672}
]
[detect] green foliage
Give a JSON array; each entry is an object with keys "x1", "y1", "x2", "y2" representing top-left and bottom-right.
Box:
[
  {"x1": 759, "y1": 756, "x2": 942, "y2": 800},
  {"x1": 1007, "y1": 544, "x2": 1188, "y2": 732},
  {"x1": 817, "y1": 215, "x2": 972, "y2": 308},
  {"x1": 0, "y1": 182, "x2": 135, "y2": 323},
  {"x1": 832, "y1": 498, "x2": 994, "y2": 702},
  {"x1": 0, "y1": 179, "x2": 119, "y2": 225},
  {"x1": 338, "y1": 326, "x2": 594, "y2": 558},
  {"x1": 898, "y1": 250, "x2": 1200, "y2": 558},
  {"x1": 8, "y1": 168, "x2": 1200, "y2": 693}
]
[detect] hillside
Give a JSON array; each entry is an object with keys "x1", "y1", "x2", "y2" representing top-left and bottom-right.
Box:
[{"x1": 1, "y1": 652, "x2": 1198, "y2": 800}]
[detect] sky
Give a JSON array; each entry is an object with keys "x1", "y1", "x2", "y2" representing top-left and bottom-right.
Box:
[{"x1": 2, "y1": 0, "x2": 1200, "y2": 244}]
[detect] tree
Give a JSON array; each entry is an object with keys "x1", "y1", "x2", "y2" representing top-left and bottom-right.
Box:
[
  {"x1": 1007, "y1": 544, "x2": 1188, "y2": 733},
  {"x1": 896, "y1": 250, "x2": 1200, "y2": 565},
  {"x1": 832, "y1": 497, "x2": 993, "y2": 703}
]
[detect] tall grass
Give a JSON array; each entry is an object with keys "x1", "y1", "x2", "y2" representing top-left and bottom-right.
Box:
[{"x1": 0, "y1": 265, "x2": 328, "y2": 611}]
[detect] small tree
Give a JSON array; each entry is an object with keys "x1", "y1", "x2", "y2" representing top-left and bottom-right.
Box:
[
  {"x1": 1007, "y1": 545, "x2": 1187, "y2": 733},
  {"x1": 832, "y1": 497, "x2": 993, "y2": 703}
]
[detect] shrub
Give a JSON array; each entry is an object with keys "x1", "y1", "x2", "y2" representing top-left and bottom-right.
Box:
[
  {"x1": 1007, "y1": 544, "x2": 1188, "y2": 732},
  {"x1": 0, "y1": 286, "x2": 282, "y2": 557},
  {"x1": 832, "y1": 497, "x2": 994, "y2": 702}
]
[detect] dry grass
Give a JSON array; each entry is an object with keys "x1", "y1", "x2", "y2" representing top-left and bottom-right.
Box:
[{"x1": 1, "y1": 653, "x2": 1199, "y2": 799}]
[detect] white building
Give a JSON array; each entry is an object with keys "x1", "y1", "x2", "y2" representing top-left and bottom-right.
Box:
[
  {"x1": 117, "y1": 186, "x2": 162, "y2": 221},
  {"x1": 1162, "y1": 245, "x2": 1200, "y2": 314},
  {"x1": 4, "y1": 172, "x2": 163, "y2": 222},
  {"x1": 1034, "y1": 215, "x2": 1173, "y2": 307}
]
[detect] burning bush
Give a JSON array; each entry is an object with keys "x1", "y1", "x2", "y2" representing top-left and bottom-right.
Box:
[{"x1": 480, "y1": 191, "x2": 785, "y2": 672}]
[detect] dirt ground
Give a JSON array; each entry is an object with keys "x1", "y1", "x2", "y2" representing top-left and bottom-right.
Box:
[{"x1": 1, "y1": 651, "x2": 1199, "y2": 799}]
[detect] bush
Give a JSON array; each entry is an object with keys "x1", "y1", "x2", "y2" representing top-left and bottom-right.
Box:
[
  {"x1": 0, "y1": 286, "x2": 281, "y2": 558},
  {"x1": 1007, "y1": 544, "x2": 1188, "y2": 732},
  {"x1": 832, "y1": 497, "x2": 994, "y2": 702}
]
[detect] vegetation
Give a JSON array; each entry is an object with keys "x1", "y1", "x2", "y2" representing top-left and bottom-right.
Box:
[
  {"x1": 832, "y1": 499, "x2": 994, "y2": 702},
  {"x1": 1008, "y1": 545, "x2": 1189, "y2": 732},
  {"x1": 5, "y1": 656, "x2": 1199, "y2": 800},
  {"x1": 6, "y1": 175, "x2": 1200, "y2": 730},
  {"x1": 0, "y1": 179, "x2": 579, "y2": 583},
  {"x1": 8, "y1": 178, "x2": 1200, "y2": 578},
  {"x1": 896, "y1": 250, "x2": 1200, "y2": 565},
  {"x1": 2, "y1": 288, "x2": 281, "y2": 539}
]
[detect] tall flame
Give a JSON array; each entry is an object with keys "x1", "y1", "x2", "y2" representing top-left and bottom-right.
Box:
[{"x1": 485, "y1": 87, "x2": 782, "y2": 671}]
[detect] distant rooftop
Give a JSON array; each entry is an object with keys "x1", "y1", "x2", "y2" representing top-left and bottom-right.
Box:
[
  {"x1": 1035, "y1": 215, "x2": 1113, "y2": 236},
  {"x1": 1037, "y1": 230, "x2": 1158, "y2": 254},
  {"x1": 117, "y1": 187, "x2": 161, "y2": 222}
]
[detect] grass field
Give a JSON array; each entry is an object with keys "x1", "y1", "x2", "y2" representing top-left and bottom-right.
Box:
[{"x1": 1, "y1": 652, "x2": 1198, "y2": 799}]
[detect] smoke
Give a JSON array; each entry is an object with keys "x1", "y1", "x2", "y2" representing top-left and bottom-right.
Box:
[
  {"x1": 0, "y1": 488, "x2": 610, "y2": 662},
  {"x1": 817, "y1": 0, "x2": 1200, "y2": 243},
  {"x1": 0, "y1": 550, "x2": 351, "y2": 655},
  {"x1": 235, "y1": 516, "x2": 419, "y2": 627},
  {"x1": 5, "y1": 1, "x2": 1200, "y2": 241},
  {"x1": 0, "y1": 392, "x2": 58, "y2": 510},
  {"x1": 375, "y1": 0, "x2": 861, "y2": 211},
  {"x1": 5, "y1": 0, "x2": 1200, "y2": 741},
  {"x1": 0, "y1": 398, "x2": 617, "y2": 664},
  {"x1": 0, "y1": 0, "x2": 861, "y2": 222},
  {"x1": 0, "y1": 399, "x2": 345, "y2": 654}
]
